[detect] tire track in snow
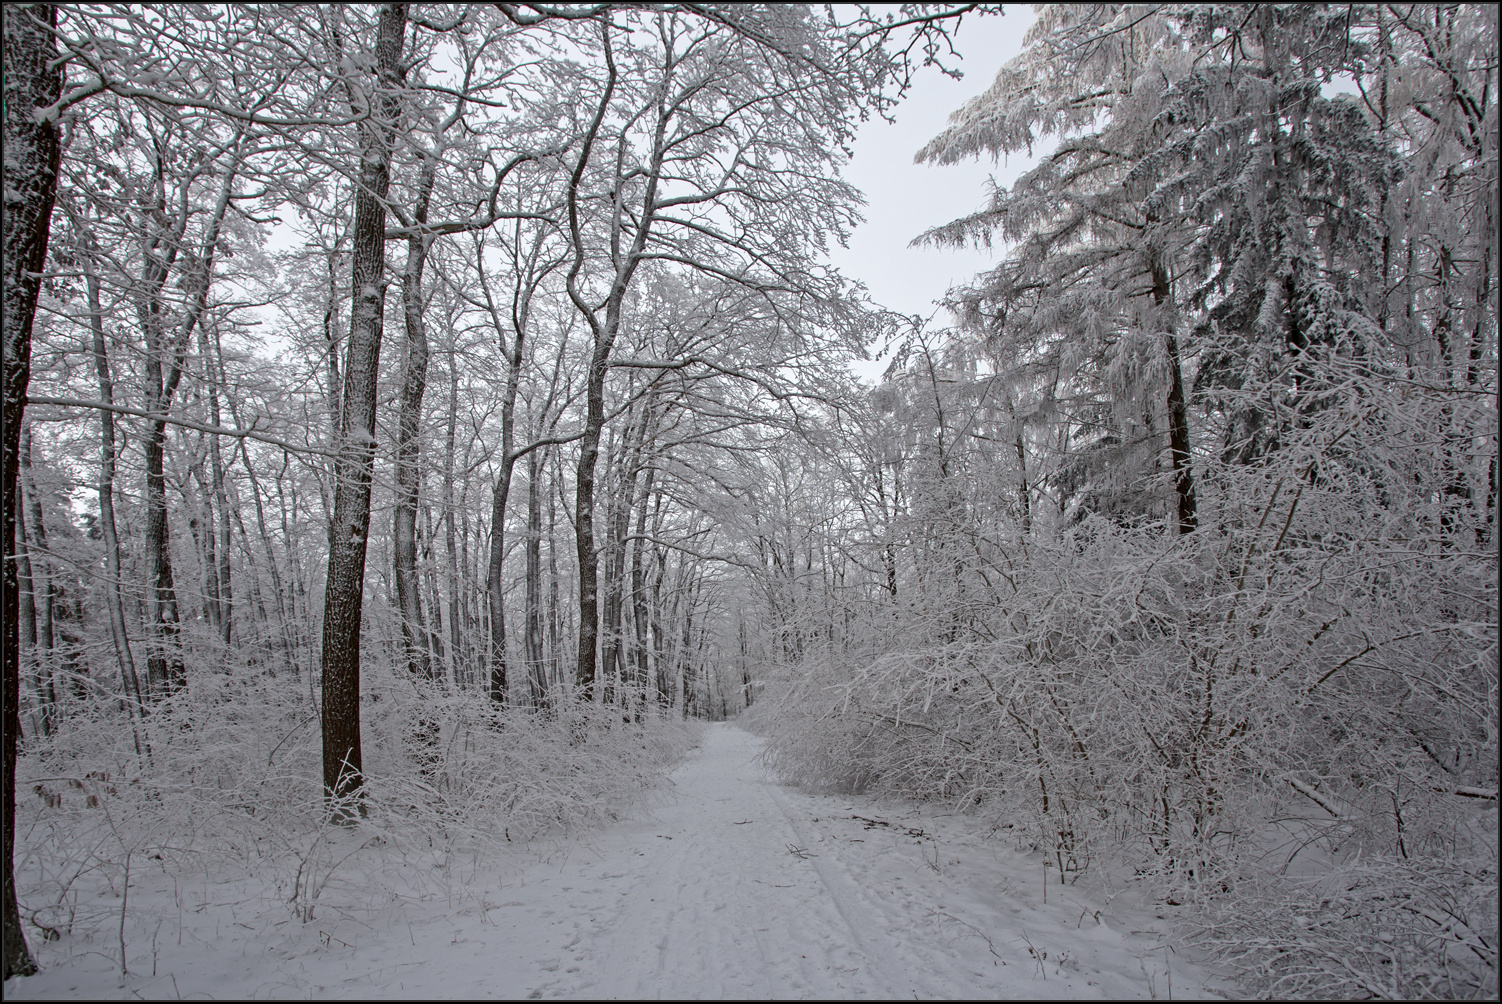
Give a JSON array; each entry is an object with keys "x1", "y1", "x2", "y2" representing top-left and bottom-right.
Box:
[{"x1": 765, "y1": 781, "x2": 921, "y2": 995}]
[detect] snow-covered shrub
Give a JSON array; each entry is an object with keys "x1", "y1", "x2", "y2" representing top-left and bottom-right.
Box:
[
  {"x1": 758, "y1": 352, "x2": 1498, "y2": 995},
  {"x1": 361, "y1": 685, "x2": 698, "y2": 842},
  {"x1": 13, "y1": 670, "x2": 696, "y2": 940},
  {"x1": 1199, "y1": 852, "x2": 1498, "y2": 999}
]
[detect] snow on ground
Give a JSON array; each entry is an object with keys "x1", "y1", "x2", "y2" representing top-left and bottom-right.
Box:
[{"x1": 6, "y1": 723, "x2": 1226, "y2": 999}]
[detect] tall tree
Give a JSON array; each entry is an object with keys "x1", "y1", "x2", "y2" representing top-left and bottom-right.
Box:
[
  {"x1": 392, "y1": 159, "x2": 437, "y2": 681},
  {"x1": 2, "y1": 0, "x2": 60, "y2": 981},
  {"x1": 473, "y1": 216, "x2": 571, "y2": 704},
  {"x1": 321, "y1": 2, "x2": 407, "y2": 816},
  {"x1": 563, "y1": 8, "x2": 877, "y2": 697},
  {"x1": 134, "y1": 121, "x2": 244, "y2": 695}
]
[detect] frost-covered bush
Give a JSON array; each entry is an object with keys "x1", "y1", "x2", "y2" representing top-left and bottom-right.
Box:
[
  {"x1": 1199, "y1": 853, "x2": 1498, "y2": 999},
  {"x1": 757, "y1": 356, "x2": 1498, "y2": 996},
  {"x1": 13, "y1": 671, "x2": 696, "y2": 939}
]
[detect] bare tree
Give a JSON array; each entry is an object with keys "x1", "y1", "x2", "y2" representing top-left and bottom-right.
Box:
[
  {"x1": 2, "y1": 1, "x2": 60, "y2": 981},
  {"x1": 320, "y1": 2, "x2": 407, "y2": 816}
]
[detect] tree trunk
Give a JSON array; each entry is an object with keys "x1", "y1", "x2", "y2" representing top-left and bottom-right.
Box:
[
  {"x1": 650, "y1": 502, "x2": 670, "y2": 707},
  {"x1": 574, "y1": 352, "x2": 608, "y2": 699},
  {"x1": 443, "y1": 353, "x2": 461, "y2": 686},
  {"x1": 19, "y1": 432, "x2": 55, "y2": 735},
  {"x1": 139, "y1": 136, "x2": 241, "y2": 693},
  {"x1": 321, "y1": 1, "x2": 406, "y2": 816},
  {"x1": 142, "y1": 422, "x2": 185, "y2": 693},
  {"x1": 564, "y1": 34, "x2": 626, "y2": 701},
  {"x1": 421, "y1": 499, "x2": 445, "y2": 669},
  {"x1": 630, "y1": 463, "x2": 654, "y2": 704},
  {"x1": 459, "y1": 485, "x2": 473, "y2": 688},
  {"x1": 524, "y1": 448, "x2": 548, "y2": 706},
  {"x1": 604, "y1": 403, "x2": 649, "y2": 709},
  {"x1": 483, "y1": 448, "x2": 522, "y2": 705},
  {"x1": 1164, "y1": 333, "x2": 1196, "y2": 534},
  {"x1": 393, "y1": 160, "x2": 434, "y2": 680},
  {"x1": 137, "y1": 160, "x2": 190, "y2": 696},
  {"x1": 1148, "y1": 240, "x2": 1197, "y2": 533},
  {"x1": 547, "y1": 474, "x2": 562, "y2": 692},
  {"x1": 2, "y1": 0, "x2": 60, "y2": 979},
  {"x1": 486, "y1": 457, "x2": 517, "y2": 703},
  {"x1": 190, "y1": 452, "x2": 221, "y2": 635},
  {"x1": 205, "y1": 327, "x2": 233, "y2": 647}
]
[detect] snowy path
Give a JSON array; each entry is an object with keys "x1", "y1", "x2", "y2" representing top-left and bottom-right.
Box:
[
  {"x1": 8, "y1": 723, "x2": 1219, "y2": 999},
  {"x1": 483, "y1": 723, "x2": 1214, "y2": 1000}
]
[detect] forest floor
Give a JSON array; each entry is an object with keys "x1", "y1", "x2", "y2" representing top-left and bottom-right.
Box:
[{"x1": 7, "y1": 722, "x2": 1229, "y2": 999}]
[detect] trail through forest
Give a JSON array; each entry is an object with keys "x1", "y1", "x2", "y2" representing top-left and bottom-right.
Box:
[
  {"x1": 504, "y1": 723, "x2": 1217, "y2": 1000},
  {"x1": 10, "y1": 723, "x2": 1218, "y2": 1000}
]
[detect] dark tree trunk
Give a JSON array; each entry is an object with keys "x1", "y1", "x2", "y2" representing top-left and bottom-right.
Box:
[
  {"x1": 190, "y1": 454, "x2": 221, "y2": 634},
  {"x1": 602, "y1": 404, "x2": 648, "y2": 708},
  {"x1": 1149, "y1": 246, "x2": 1196, "y2": 533},
  {"x1": 524, "y1": 449, "x2": 548, "y2": 706},
  {"x1": 321, "y1": 2, "x2": 406, "y2": 816},
  {"x1": 139, "y1": 135, "x2": 239, "y2": 693},
  {"x1": 1164, "y1": 334, "x2": 1196, "y2": 534},
  {"x1": 421, "y1": 499, "x2": 445, "y2": 669},
  {"x1": 486, "y1": 462, "x2": 514, "y2": 703},
  {"x1": 574, "y1": 352, "x2": 608, "y2": 698},
  {"x1": 136, "y1": 149, "x2": 189, "y2": 697},
  {"x1": 564, "y1": 36, "x2": 629, "y2": 702},
  {"x1": 650, "y1": 501, "x2": 670, "y2": 707},
  {"x1": 547, "y1": 475, "x2": 562, "y2": 691},
  {"x1": 142, "y1": 424, "x2": 184, "y2": 693},
  {"x1": 2, "y1": 1, "x2": 59, "y2": 979},
  {"x1": 1013, "y1": 431, "x2": 1031, "y2": 536}
]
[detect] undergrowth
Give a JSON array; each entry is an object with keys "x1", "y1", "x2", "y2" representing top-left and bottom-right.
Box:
[
  {"x1": 13, "y1": 670, "x2": 696, "y2": 958},
  {"x1": 749, "y1": 405, "x2": 1499, "y2": 1000}
]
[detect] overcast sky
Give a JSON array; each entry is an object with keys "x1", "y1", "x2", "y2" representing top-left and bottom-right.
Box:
[{"x1": 827, "y1": 6, "x2": 1038, "y2": 379}]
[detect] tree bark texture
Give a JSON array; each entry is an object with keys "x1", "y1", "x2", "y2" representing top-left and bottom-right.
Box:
[
  {"x1": 2, "y1": 1, "x2": 60, "y2": 979},
  {"x1": 393, "y1": 159, "x2": 435, "y2": 680},
  {"x1": 483, "y1": 344, "x2": 524, "y2": 705},
  {"x1": 1148, "y1": 246, "x2": 1197, "y2": 533},
  {"x1": 321, "y1": 2, "x2": 407, "y2": 814},
  {"x1": 524, "y1": 449, "x2": 548, "y2": 705},
  {"x1": 573, "y1": 351, "x2": 608, "y2": 698}
]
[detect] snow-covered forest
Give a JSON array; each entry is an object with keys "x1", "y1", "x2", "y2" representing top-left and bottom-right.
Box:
[{"x1": 2, "y1": 3, "x2": 1496, "y2": 998}]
